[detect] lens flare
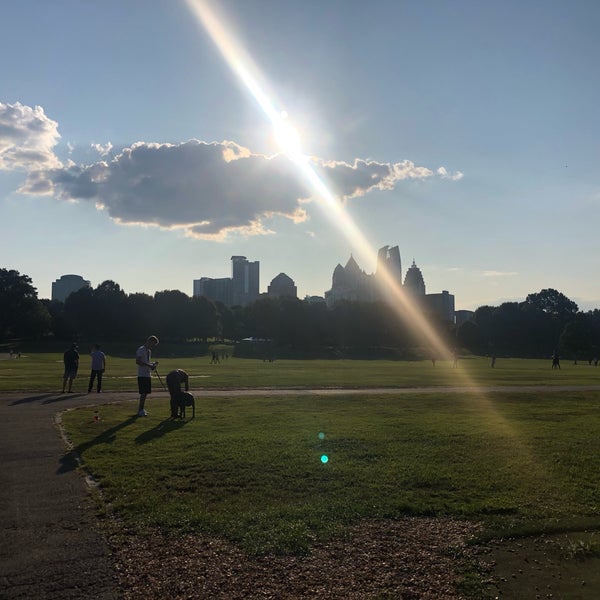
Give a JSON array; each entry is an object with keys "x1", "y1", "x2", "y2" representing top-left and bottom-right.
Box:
[
  {"x1": 183, "y1": 0, "x2": 542, "y2": 478},
  {"x1": 321, "y1": 455, "x2": 329, "y2": 464}
]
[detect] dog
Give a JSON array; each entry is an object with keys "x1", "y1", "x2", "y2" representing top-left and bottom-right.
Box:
[{"x1": 174, "y1": 391, "x2": 195, "y2": 419}]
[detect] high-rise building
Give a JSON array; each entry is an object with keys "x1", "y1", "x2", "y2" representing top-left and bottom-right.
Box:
[
  {"x1": 403, "y1": 260, "x2": 426, "y2": 296},
  {"x1": 193, "y1": 277, "x2": 232, "y2": 306},
  {"x1": 424, "y1": 290, "x2": 455, "y2": 323},
  {"x1": 231, "y1": 256, "x2": 260, "y2": 306},
  {"x1": 324, "y1": 254, "x2": 373, "y2": 306},
  {"x1": 193, "y1": 255, "x2": 260, "y2": 307},
  {"x1": 51, "y1": 274, "x2": 91, "y2": 302},
  {"x1": 267, "y1": 273, "x2": 297, "y2": 299},
  {"x1": 376, "y1": 245, "x2": 402, "y2": 298}
]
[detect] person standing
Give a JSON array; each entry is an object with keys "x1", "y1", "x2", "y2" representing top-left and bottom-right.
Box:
[
  {"x1": 166, "y1": 369, "x2": 190, "y2": 418},
  {"x1": 62, "y1": 342, "x2": 80, "y2": 393},
  {"x1": 135, "y1": 335, "x2": 159, "y2": 416},
  {"x1": 88, "y1": 344, "x2": 106, "y2": 393}
]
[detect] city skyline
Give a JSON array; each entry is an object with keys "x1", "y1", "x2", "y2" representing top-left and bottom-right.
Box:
[{"x1": 1, "y1": 1, "x2": 599, "y2": 312}]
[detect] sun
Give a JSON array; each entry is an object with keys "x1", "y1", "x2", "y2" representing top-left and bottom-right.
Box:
[{"x1": 274, "y1": 110, "x2": 302, "y2": 156}]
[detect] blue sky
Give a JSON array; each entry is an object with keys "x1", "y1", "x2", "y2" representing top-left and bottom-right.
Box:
[{"x1": 1, "y1": 0, "x2": 599, "y2": 311}]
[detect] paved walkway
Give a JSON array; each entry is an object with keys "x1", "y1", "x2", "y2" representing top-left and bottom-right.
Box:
[
  {"x1": 0, "y1": 392, "x2": 129, "y2": 599},
  {"x1": 2, "y1": 385, "x2": 600, "y2": 598}
]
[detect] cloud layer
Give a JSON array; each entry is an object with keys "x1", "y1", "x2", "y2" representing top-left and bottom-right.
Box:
[
  {"x1": 0, "y1": 102, "x2": 62, "y2": 171},
  {"x1": 5, "y1": 101, "x2": 463, "y2": 240}
]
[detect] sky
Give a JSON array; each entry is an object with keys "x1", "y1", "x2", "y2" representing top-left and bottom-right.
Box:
[{"x1": 1, "y1": 0, "x2": 599, "y2": 312}]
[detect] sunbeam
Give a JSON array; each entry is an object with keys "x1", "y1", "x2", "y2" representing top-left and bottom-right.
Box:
[
  {"x1": 184, "y1": 0, "x2": 451, "y2": 361},
  {"x1": 183, "y1": 0, "x2": 543, "y2": 472}
]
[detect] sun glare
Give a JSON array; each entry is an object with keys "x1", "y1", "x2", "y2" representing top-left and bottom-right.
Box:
[
  {"x1": 274, "y1": 111, "x2": 302, "y2": 156},
  {"x1": 182, "y1": 0, "x2": 544, "y2": 471}
]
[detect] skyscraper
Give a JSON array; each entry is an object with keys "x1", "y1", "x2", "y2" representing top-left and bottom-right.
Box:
[
  {"x1": 403, "y1": 260, "x2": 426, "y2": 296},
  {"x1": 231, "y1": 256, "x2": 260, "y2": 306},
  {"x1": 51, "y1": 274, "x2": 91, "y2": 302}
]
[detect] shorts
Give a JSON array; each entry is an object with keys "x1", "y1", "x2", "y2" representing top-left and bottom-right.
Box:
[
  {"x1": 64, "y1": 367, "x2": 78, "y2": 379},
  {"x1": 137, "y1": 376, "x2": 152, "y2": 395}
]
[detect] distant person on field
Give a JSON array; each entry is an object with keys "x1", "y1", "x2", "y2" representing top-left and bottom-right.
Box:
[
  {"x1": 491, "y1": 354, "x2": 496, "y2": 368},
  {"x1": 135, "y1": 335, "x2": 159, "y2": 417},
  {"x1": 62, "y1": 342, "x2": 80, "y2": 393},
  {"x1": 452, "y1": 350, "x2": 459, "y2": 368},
  {"x1": 166, "y1": 369, "x2": 190, "y2": 418},
  {"x1": 88, "y1": 344, "x2": 106, "y2": 393},
  {"x1": 552, "y1": 350, "x2": 561, "y2": 370}
]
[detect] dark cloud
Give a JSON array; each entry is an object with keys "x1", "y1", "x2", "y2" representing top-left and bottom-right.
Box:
[
  {"x1": 2, "y1": 100, "x2": 464, "y2": 239},
  {"x1": 18, "y1": 138, "x2": 445, "y2": 239}
]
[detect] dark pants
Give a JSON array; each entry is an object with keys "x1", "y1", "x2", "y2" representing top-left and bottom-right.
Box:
[{"x1": 88, "y1": 369, "x2": 103, "y2": 392}]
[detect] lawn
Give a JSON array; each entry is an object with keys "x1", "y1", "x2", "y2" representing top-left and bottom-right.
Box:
[
  {"x1": 61, "y1": 388, "x2": 600, "y2": 555},
  {"x1": 2, "y1": 349, "x2": 599, "y2": 392}
]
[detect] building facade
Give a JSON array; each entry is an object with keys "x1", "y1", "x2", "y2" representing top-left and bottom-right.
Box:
[
  {"x1": 193, "y1": 255, "x2": 260, "y2": 307},
  {"x1": 51, "y1": 274, "x2": 91, "y2": 302},
  {"x1": 267, "y1": 273, "x2": 297, "y2": 299},
  {"x1": 324, "y1": 247, "x2": 456, "y2": 323},
  {"x1": 231, "y1": 256, "x2": 260, "y2": 306},
  {"x1": 193, "y1": 277, "x2": 233, "y2": 306}
]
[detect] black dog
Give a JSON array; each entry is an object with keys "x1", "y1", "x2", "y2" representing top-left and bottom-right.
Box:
[{"x1": 174, "y1": 391, "x2": 195, "y2": 419}]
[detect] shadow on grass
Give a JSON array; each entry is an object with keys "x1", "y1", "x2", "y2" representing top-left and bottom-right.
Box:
[
  {"x1": 57, "y1": 415, "x2": 138, "y2": 474},
  {"x1": 135, "y1": 418, "x2": 188, "y2": 444}
]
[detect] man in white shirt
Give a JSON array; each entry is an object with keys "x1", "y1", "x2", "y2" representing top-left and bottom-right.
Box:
[{"x1": 135, "y1": 335, "x2": 159, "y2": 416}]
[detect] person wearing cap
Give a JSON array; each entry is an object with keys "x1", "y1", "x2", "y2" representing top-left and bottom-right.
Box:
[{"x1": 62, "y1": 342, "x2": 80, "y2": 393}]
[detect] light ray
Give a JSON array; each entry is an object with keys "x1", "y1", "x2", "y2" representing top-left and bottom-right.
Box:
[
  {"x1": 182, "y1": 0, "x2": 544, "y2": 474},
  {"x1": 184, "y1": 0, "x2": 451, "y2": 360}
]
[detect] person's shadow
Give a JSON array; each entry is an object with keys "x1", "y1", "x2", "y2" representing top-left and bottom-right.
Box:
[
  {"x1": 10, "y1": 394, "x2": 59, "y2": 406},
  {"x1": 135, "y1": 418, "x2": 188, "y2": 444},
  {"x1": 57, "y1": 416, "x2": 138, "y2": 474}
]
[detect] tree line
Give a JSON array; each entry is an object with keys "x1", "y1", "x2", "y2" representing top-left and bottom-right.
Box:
[{"x1": 1, "y1": 268, "x2": 599, "y2": 359}]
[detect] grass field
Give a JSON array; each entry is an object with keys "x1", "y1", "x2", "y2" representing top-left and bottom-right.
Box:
[
  {"x1": 60, "y1": 390, "x2": 600, "y2": 556},
  {"x1": 5, "y1": 351, "x2": 600, "y2": 561},
  {"x1": 1, "y1": 349, "x2": 600, "y2": 392}
]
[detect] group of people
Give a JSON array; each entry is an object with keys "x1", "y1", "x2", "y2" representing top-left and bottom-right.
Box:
[
  {"x1": 61, "y1": 343, "x2": 105, "y2": 394},
  {"x1": 62, "y1": 335, "x2": 190, "y2": 419}
]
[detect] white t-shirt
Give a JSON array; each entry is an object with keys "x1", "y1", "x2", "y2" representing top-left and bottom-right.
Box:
[
  {"x1": 136, "y1": 345, "x2": 152, "y2": 377},
  {"x1": 91, "y1": 349, "x2": 105, "y2": 371}
]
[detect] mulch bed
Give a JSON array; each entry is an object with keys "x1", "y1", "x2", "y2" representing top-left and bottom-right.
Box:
[{"x1": 110, "y1": 517, "x2": 489, "y2": 599}]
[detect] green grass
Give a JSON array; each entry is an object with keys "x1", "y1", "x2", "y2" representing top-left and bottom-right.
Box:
[
  {"x1": 61, "y1": 389, "x2": 600, "y2": 555},
  {"x1": 2, "y1": 351, "x2": 600, "y2": 392}
]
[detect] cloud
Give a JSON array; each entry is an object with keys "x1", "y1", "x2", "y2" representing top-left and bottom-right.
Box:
[
  {"x1": 437, "y1": 166, "x2": 464, "y2": 181},
  {"x1": 19, "y1": 139, "x2": 442, "y2": 240},
  {"x1": 0, "y1": 102, "x2": 62, "y2": 170},
  {"x1": 482, "y1": 270, "x2": 519, "y2": 277},
  {"x1": 6, "y1": 102, "x2": 463, "y2": 240},
  {"x1": 91, "y1": 142, "x2": 113, "y2": 157}
]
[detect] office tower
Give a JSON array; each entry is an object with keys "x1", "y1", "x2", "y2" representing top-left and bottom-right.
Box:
[{"x1": 231, "y1": 256, "x2": 260, "y2": 306}]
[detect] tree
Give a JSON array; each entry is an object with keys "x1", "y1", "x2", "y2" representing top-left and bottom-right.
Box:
[
  {"x1": 189, "y1": 296, "x2": 218, "y2": 341},
  {"x1": 525, "y1": 289, "x2": 578, "y2": 319},
  {"x1": 154, "y1": 290, "x2": 193, "y2": 341},
  {"x1": 0, "y1": 269, "x2": 50, "y2": 340}
]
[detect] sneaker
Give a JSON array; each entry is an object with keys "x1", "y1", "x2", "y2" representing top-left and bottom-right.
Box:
[{"x1": 137, "y1": 409, "x2": 148, "y2": 417}]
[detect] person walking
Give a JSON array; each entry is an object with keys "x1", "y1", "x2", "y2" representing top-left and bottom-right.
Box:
[
  {"x1": 166, "y1": 369, "x2": 190, "y2": 418},
  {"x1": 88, "y1": 344, "x2": 106, "y2": 393},
  {"x1": 135, "y1": 335, "x2": 159, "y2": 416},
  {"x1": 62, "y1": 342, "x2": 79, "y2": 393}
]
